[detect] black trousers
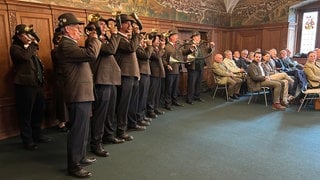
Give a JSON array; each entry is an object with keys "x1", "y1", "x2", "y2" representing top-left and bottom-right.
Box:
[
  {"x1": 137, "y1": 74, "x2": 150, "y2": 121},
  {"x1": 14, "y1": 84, "x2": 44, "y2": 145},
  {"x1": 91, "y1": 85, "x2": 117, "y2": 148},
  {"x1": 164, "y1": 73, "x2": 179, "y2": 107},
  {"x1": 116, "y1": 76, "x2": 139, "y2": 135},
  {"x1": 147, "y1": 76, "x2": 161, "y2": 113},
  {"x1": 187, "y1": 69, "x2": 203, "y2": 102},
  {"x1": 67, "y1": 102, "x2": 91, "y2": 171}
]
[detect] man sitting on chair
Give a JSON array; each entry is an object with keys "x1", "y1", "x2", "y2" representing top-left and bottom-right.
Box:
[
  {"x1": 247, "y1": 52, "x2": 287, "y2": 110},
  {"x1": 212, "y1": 53, "x2": 242, "y2": 101}
]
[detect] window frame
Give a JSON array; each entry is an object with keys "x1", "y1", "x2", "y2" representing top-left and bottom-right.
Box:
[{"x1": 296, "y1": 1, "x2": 320, "y2": 53}]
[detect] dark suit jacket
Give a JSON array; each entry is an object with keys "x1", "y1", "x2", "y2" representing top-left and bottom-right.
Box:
[
  {"x1": 56, "y1": 36, "x2": 101, "y2": 103},
  {"x1": 150, "y1": 47, "x2": 165, "y2": 78},
  {"x1": 115, "y1": 32, "x2": 142, "y2": 79},
  {"x1": 93, "y1": 34, "x2": 121, "y2": 85},
  {"x1": 137, "y1": 45, "x2": 153, "y2": 75},
  {"x1": 247, "y1": 61, "x2": 267, "y2": 91},
  {"x1": 10, "y1": 41, "x2": 41, "y2": 86}
]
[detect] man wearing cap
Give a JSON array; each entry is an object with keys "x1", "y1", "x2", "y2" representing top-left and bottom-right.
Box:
[
  {"x1": 147, "y1": 32, "x2": 166, "y2": 117},
  {"x1": 162, "y1": 29, "x2": 192, "y2": 110},
  {"x1": 90, "y1": 16, "x2": 125, "y2": 155},
  {"x1": 115, "y1": 14, "x2": 145, "y2": 141},
  {"x1": 10, "y1": 24, "x2": 51, "y2": 151},
  {"x1": 185, "y1": 31, "x2": 215, "y2": 104},
  {"x1": 55, "y1": 13, "x2": 101, "y2": 178}
]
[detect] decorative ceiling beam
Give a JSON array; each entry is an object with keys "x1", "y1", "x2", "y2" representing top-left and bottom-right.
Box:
[{"x1": 224, "y1": 0, "x2": 240, "y2": 13}]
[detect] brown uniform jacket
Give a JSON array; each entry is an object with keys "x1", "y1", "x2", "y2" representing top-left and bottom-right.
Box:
[
  {"x1": 137, "y1": 45, "x2": 153, "y2": 75},
  {"x1": 10, "y1": 41, "x2": 42, "y2": 86},
  {"x1": 56, "y1": 36, "x2": 101, "y2": 103},
  {"x1": 304, "y1": 61, "x2": 320, "y2": 88},
  {"x1": 247, "y1": 62, "x2": 267, "y2": 91},
  {"x1": 185, "y1": 40, "x2": 214, "y2": 70},
  {"x1": 162, "y1": 42, "x2": 192, "y2": 74},
  {"x1": 150, "y1": 47, "x2": 165, "y2": 78},
  {"x1": 92, "y1": 34, "x2": 121, "y2": 85},
  {"x1": 115, "y1": 32, "x2": 142, "y2": 79}
]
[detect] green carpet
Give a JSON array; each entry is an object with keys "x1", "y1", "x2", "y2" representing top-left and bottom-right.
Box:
[{"x1": 1, "y1": 92, "x2": 320, "y2": 180}]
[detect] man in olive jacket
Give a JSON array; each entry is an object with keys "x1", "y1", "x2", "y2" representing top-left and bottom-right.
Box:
[
  {"x1": 55, "y1": 13, "x2": 101, "y2": 178},
  {"x1": 212, "y1": 54, "x2": 242, "y2": 101}
]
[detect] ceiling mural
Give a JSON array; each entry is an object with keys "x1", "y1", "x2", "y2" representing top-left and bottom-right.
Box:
[
  {"x1": 231, "y1": 0, "x2": 302, "y2": 26},
  {"x1": 17, "y1": 0, "x2": 306, "y2": 27}
]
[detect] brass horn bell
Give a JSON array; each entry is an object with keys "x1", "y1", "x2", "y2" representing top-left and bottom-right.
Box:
[{"x1": 169, "y1": 56, "x2": 183, "y2": 65}]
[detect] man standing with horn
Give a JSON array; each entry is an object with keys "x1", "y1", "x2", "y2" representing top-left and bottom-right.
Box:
[
  {"x1": 162, "y1": 29, "x2": 193, "y2": 110},
  {"x1": 55, "y1": 13, "x2": 101, "y2": 178},
  {"x1": 89, "y1": 13, "x2": 125, "y2": 160},
  {"x1": 115, "y1": 13, "x2": 145, "y2": 142},
  {"x1": 185, "y1": 31, "x2": 215, "y2": 104}
]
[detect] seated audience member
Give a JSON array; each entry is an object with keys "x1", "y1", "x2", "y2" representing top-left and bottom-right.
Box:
[
  {"x1": 269, "y1": 48, "x2": 282, "y2": 73},
  {"x1": 278, "y1": 49, "x2": 302, "y2": 96},
  {"x1": 283, "y1": 49, "x2": 304, "y2": 70},
  {"x1": 247, "y1": 52, "x2": 287, "y2": 110},
  {"x1": 279, "y1": 49, "x2": 303, "y2": 71},
  {"x1": 239, "y1": 49, "x2": 250, "y2": 66},
  {"x1": 212, "y1": 53, "x2": 242, "y2": 101},
  {"x1": 223, "y1": 50, "x2": 246, "y2": 77},
  {"x1": 233, "y1": 50, "x2": 247, "y2": 71},
  {"x1": 261, "y1": 51, "x2": 294, "y2": 105},
  {"x1": 247, "y1": 51, "x2": 255, "y2": 64},
  {"x1": 304, "y1": 51, "x2": 320, "y2": 88}
]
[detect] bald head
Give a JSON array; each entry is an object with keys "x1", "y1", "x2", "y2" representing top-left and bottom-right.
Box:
[{"x1": 214, "y1": 53, "x2": 223, "y2": 63}]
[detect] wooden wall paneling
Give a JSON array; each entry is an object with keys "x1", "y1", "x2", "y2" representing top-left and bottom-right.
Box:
[
  {"x1": 234, "y1": 30, "x2": 262, "y2": 52},
  {"x1": 0, "y1": 5, "x2": 19, "y2": 140},
  {"x1": 0, "y1": 9, "x2": 13, "y2": 103},
  {"x1": 261, "y1": 24, "x2": 288, "y2": 51}
]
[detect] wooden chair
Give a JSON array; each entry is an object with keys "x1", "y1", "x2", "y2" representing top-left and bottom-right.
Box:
[{"x1": 212, "y1": 73, "x2": 229, "y2": 101}]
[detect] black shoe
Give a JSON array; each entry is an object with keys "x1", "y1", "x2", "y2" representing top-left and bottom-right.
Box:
[
  {"x1": 34, "y1": 136, "x2": 52, "y2": 143},
  {"x1": 128, "y1": 125, "x2": 146, "y2": 131},
  {"x1": 154, "y1": 110, "x2": 164, "y2": 115},
  {"x1": 102, "y1": 137, "x2": 125, "y2": 144},
  {"x1": 138, "y1": 120, "x2": 150, "y2": 126},
  {"x1": 143, "y1": 117, "x2": 152, "y2": 122},
  {"x1": 117, "y1": 134, "x2": 134, "y2": 141},
  {"x1": 230, "y1": 95, "x2": 239, "y2": 100},
  {"x1": 24, "y1": 143, "x2": 38, "y2": 151},
  {"x1": 186, "y1": 100, "x2": 194, "y2": 105},
  {"x1": 172, "y1": 102, "x2": 184, "y2": 106},
  {"x1": 147, "y1": 112, "x2": 158, "y2": 118},
  {"x1": 80, "y1": 157, "x2": 96, "y2": 165},
  {"x1": 195, "y1": 98, "x2": 204, "y2": 102},
  {"x1": 91, "y1": 147, "x2": 109, "y2": 157},
  {"x1": 164, "y1": 106, "x2": 172, "y2": 111},
  {"x1": 227, "y1": 97, "x2": 234, "y2": 102},
  {"x1": 69, "y1": 168, "x2": 92, "y2": 178}
]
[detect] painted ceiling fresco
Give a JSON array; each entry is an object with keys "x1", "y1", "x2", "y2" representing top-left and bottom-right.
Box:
[{"x1": 18, "y1": 0, "x2": 306, "y2": 27}]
